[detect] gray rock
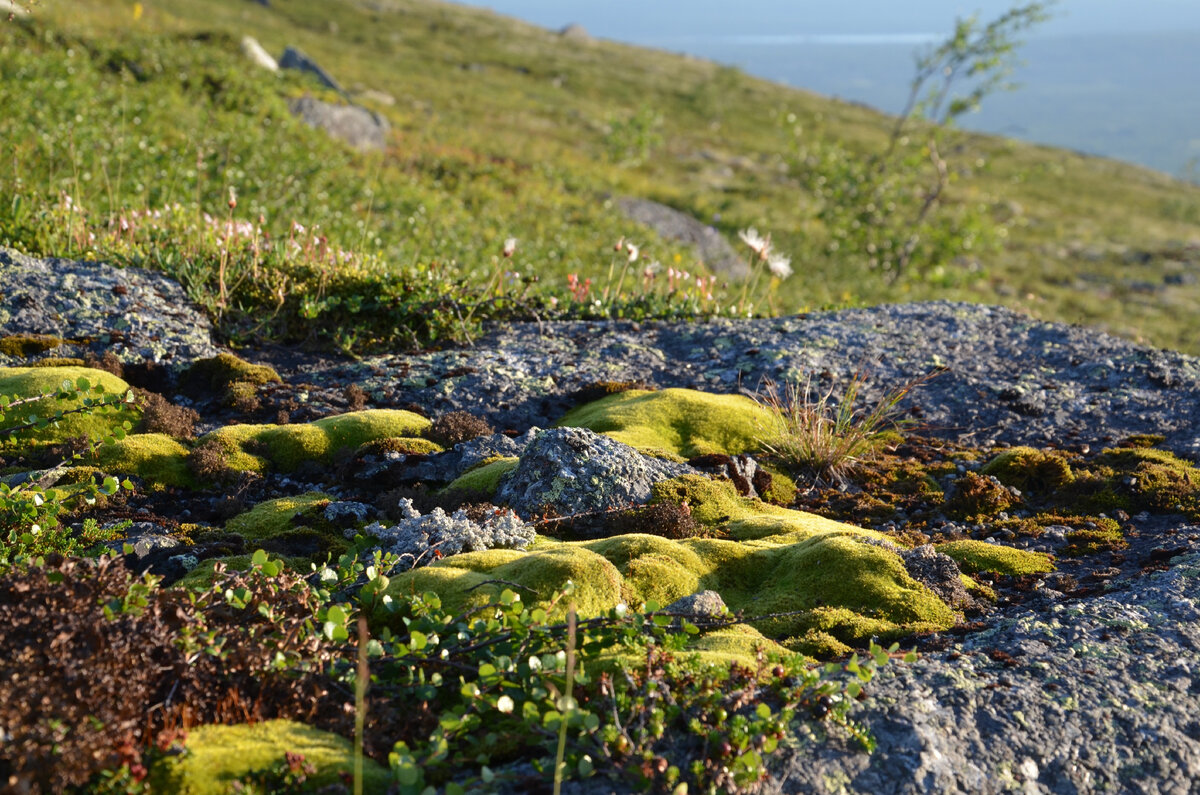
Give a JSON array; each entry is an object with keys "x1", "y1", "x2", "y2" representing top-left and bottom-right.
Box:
[
  {"x1": 665, "y1": 589, "x2": 727, "y2": 618},
  {"x1": 109, "y1": 521, "x2": 181, "y2": 558},
  {"x1": 278, "y1": 46, "x2": 342, "y2": 93},
  {"x1": 403, "y1": 429, "x2": 539, "y2": 484},
  {"x1": 558, "y1": 23, "x2": 590, "y2": 41},
  {"x1": 495, "y1": 427, "x2": 694, "y2": 519},
  {"x1": 899, "y1": 544, "x2": 973, "y2": 610},
  {"x1": 616, "y1": 197, "x2": 750, "y2": 279},
  {"x1": 287, "y1": 95, "x2": 389, "y2": 151},
  {"x1": 323, "y1": 500, "x2": 374, "y2": 528},
  {"x1": 0, "y1": 248, "x2": 221, "y2": 370},
  {"x1": 767, "y1": 552, "x2": 1200, "y2": 795}
]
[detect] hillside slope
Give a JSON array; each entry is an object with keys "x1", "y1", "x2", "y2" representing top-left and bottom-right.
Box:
[{"x1": 2, "y1": 0, "x2": 1199, "y2": 352}]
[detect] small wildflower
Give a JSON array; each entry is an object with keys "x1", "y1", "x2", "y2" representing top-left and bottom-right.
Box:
[
  {"x1": 625, "y1": 242, "x2": 639, "y2": 263},
  {"x1": 614, "y1": 236, "x2": 625, "y2": 252},
  {"x1": 502, "y1": 237, "x2": 517, "y2": 258},
  {"x1": 227, "y1": 186, "x2": 237, "y2": 210},
  {"x1": 767, "y1": 252, "x2": 793, "y2": 279},
  {"x1": 738, "y1": 227, "x2": 771, "y2": 259}
]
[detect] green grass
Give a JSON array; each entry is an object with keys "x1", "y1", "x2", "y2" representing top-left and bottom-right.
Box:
[{"x1": 2, "y1": 0, "x2": 1199, "y2": 352}]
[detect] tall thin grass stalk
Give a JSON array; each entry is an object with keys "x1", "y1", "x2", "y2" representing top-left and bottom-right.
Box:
[
  {"x1": 552, "y1": 603, "x2": 577, "y2": 795},
  {"x1": 354, "y1": 615, "x2": 369, "y2": 795},
  {"x1": 756, "y1": 370, "x2": 938, "y2": 483}
]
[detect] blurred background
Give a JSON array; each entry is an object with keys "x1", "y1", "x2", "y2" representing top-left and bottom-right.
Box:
[{"x1": 470, "y1": 1, "x2": 1200, "y2": 178}]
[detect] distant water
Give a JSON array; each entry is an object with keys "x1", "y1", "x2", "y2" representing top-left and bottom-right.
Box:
[{"x1": 467, "y1": 2, "x2": 1200, "y2": 178}]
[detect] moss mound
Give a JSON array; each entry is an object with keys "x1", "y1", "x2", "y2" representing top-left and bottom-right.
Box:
[
  {"x1": 93, "y1": 433, "x2": 194, "y2": 488},
  {"x1": 556, "y1": 388, "x2": 774, "y2": 458},
  {"x1": 936, "y1": 540, "x2": 1054, "y2": 575},
  {"x1": 147, "y1": 720, "x2": 389, "y2": 794},
  {"x1": 198, "y1": 409, "x2": 432, "y2": 473},
  {"x1": 0, "y1": 366, "x2": 139, "y2": 447},
  {"x1": 442, "y1": 456, "x2": 519, "y2": 497},
  {"x1": 382, "y1": 508, "x2": 957, "y2": 661},
  {"x1": 181, "y1": 353, "x2": 282, "y2": 391},
  {"x1": 1093, "y1": 447, "x2": 1200, "y2": 518},
  {"x1": 981, "y1": 446, "x2": 1074, "y2": 495},
  {"x1": 225, "y1": 493, "x2": 333, "y2": 541},
  {"x1": 0, "y1": 334, "x2": 65, "y2": 358}
]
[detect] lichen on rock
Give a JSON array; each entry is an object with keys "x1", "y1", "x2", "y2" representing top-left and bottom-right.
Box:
[{"x1": 361, "y1": 498, "x2": 535, "y2": 568}]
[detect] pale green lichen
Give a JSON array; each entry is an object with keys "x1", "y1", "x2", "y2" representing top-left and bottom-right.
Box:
[
  {"x1": 555, "y1": 387, "x2": 775, "y2": 458},
  {"x1": 147, "y1": 720, "x2": 389, "y2": 794},
  {"x1": 936, "y1": 539, "x2": 1054, "y2": 575}
]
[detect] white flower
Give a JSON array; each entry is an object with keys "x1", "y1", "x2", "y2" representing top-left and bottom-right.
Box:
[
  {"x1": 502, "y1": 237, "x2": 517, "y2": 258},
  {"x1": 738, "y1": 227, "x2": 771, "y2": 258},
  {"x1": 767, "y1": 252, "x2": 793, "y2": 279},
  {"x1": 625, "y1": 242, "x2": 639, "y2": 263}
]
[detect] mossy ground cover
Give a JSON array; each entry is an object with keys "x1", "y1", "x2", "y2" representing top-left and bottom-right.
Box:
[{"x1": 0, "y1": 366, "x2": 139, "y2": 447}]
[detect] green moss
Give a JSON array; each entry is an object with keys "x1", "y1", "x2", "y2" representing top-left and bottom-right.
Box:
[
  {"x1": 181, "y1": 353, "x2": 282, "y2": 391},
  {"x1": 649, "y1": 474, "x2": 878, "y2": 543},
  {"x1": 0, "y1": 366, "x2": 139, "y2": 447},
  {"x1": 382, "y1": 520, "x2": 957, "y2": 661},
  {"x1": 1094, "y1": 447, "x2": 1200, "y2": 518},
  {"x1": 93, "y1": 433, "x2": 195, "y2": 488},
  {"x1": 556, "y1": 388, "x2": 776, "y2": 458},
  {"x1": 198, "y1": 409, "x2": 433, "y2": 473},
  {"x1": 175, "y1": 555, "x2": 255, "y2": 589},
  {"x1": 356, "y1": 436, "x2": 442, "y2": 457},
  {"x1": 1062, "y1": 522, "x2": 1128, "y2": 557},
  {"x1": 0, "y1": 334, "x2": 66, "y2": 357},
  {"x1": 442, "y1": 456, "x2": 519, "y2": 496},
  {"x1": 32, "y1": 357, "x2": 86, "y2": 367},
  {"x1": 759, "y1": 465, "x2": 798, "y2": 505},
  {"x1": 147, "y1": 720, "x2": 389, "y2": 794},
  {"x1": 225, "y1": 492, "x2": 332, "y2": 541},
  {"x1": 945, "y1": 472, "x2": 1020, "y2": 520},
  {"x1": 981, "y1": 446, "x2": 1074, "y2": 495},
  {"x1": 935, "y1": 540, "x2": 1054, "y2": 575}
]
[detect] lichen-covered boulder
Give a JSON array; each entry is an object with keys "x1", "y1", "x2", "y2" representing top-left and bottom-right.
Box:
[
  {"x1": 288, "y1": 95, "x2": 388, "y2": 151},
  {"x1": 495, "y1": 426, "x2": 694, "y2": 519}
]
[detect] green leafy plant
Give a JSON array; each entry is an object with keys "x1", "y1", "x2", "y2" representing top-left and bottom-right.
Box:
[
  {"x1": 0, "y1": 377, "x2": 136, "y2": 558},
  {"x1": 791, "y1": 2, "x2": 1052, "y2": 287}
]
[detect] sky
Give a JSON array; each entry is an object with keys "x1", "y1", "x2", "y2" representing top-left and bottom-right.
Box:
[{"x1": 466, "y1": 1, "x2": 1200, "y2": 40}]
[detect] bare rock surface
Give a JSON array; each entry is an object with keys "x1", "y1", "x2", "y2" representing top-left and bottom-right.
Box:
[
  {"x1": 495, "y1": 426, "x2": 695, "y2": 519},
  {"x1": 0, "y1": 248, "x2": 220, "y2": 369}
]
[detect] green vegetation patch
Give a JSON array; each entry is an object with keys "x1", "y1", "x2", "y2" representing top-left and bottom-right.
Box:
[
  {"x1": 93, "y1": 433, "x2": 194, "y2": 488},
  {"x1": 0, "y1": 366, "x2": 139, "y2": 447},
  {"x1": 147, "y1": 720, "x2": 389, "y2": 794},
  {"x1": 383, "y1": 514, "x2": 956, "y2": 661},
  {"x1": 935, "y1": 540, "x2": 1054, "y2": 576},
  {"x1": 980, "y1": 446, "x2": 1075, "y2": 495},
  {"x1": 556, "y1": 388, "x2": 775, "y2": 459},
  {"x1": 225, "y1": 492, "x2": 333, "y2": 542},
  {"x1": 0, "y1": 334, "x2": 66, "y2": 357},
  {"x1": 198, "y1": 409, "x2": 432, "y2": 473},
  {"x1": 181, "y1": 353, "x2": 282, "y2": 392},
  {"x1": 442, "y1": 456, "x2": 519, "y2": 497}
]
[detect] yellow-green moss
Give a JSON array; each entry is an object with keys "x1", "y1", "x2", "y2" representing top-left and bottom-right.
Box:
[
  {"x1": 649, "y1": 474, "x2": 882, "y2": 543},
  {"x1": 1093, "y1": 447, "x2": 1200, "y2": 517},
  {"x1": 147, "y1": 720, "x2": 389, "y2": 794},
  {"x1": 198, "y1": 409, "x2": 433, "y2": 473},
  {"x1": 0, "y1": 334, "x2": 65, "y2": 357},
  {"x1": 175, "y1": 555, "x2": 256, "y2": 589},
  {"x1": 981, "y1": 446, "x2": 1074, "y2": 494},
  {"x1": 182, "y1": 353, "x2": 282, "y2": 390},
  {"x1": 225, "y1": 492, "x2": 332, "y2": 541},
  {"x1": 93, "y1": 433, "x2": 195, "y2": 488},
  {"x1": 356, "y1": 436, "x2": 442, "y2": 457},
  {"x1": 381, "y1": 525, "x2": 957, "y2": 661},
  {"x1": 31, "y1": 357, "x2": 86, "y2": 367},
  {"x1": 0, "y1": 366, "x2": 139, "y2": 446},
  {"x1": 442, "y1": 456, "x2": 519, "y2": 496},
  {"x1": 555, "y1": 387, "x2": 775, "y2": 458},
  {"x1": 935, "y1": 540, "x2": 1054, "y2": 575}
]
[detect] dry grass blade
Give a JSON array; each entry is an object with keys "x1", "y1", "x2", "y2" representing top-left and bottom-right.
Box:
[{"x1": 755, "y1": 370, "x2": 939, "y2": 483}]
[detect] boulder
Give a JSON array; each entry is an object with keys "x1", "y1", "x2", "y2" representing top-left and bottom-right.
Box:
[
  {"x1": 665, "y1": 589, "x2": 728, "y2": 618},
  {"x1": 616, "y1": 197, "x2": 750, "y2": 279},
  {"x1": 287, "y1": 95, "x2": 389, "y2": 151},
  {"x1": 278, "y1": 46, "x2": 343, "y2": 93},
  {"x1": 495, "y1": 426, "x2": 694, "y2": 519},
  {"x1": 240, "y1": 36, "x2": 278, "y2": 71}
]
